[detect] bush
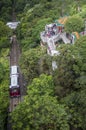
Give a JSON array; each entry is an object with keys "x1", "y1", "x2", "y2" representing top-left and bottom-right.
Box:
[{"x1": 64, "y1": 15, "x2": 84, "y2": 33}]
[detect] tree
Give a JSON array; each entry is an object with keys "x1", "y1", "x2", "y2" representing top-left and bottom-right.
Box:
[
  {"x1": 0, "y1": 63, "x2": 4, "y2": 82},
  {"x1": 74, "y1": 5, "x2": 86, "y2": 19},
  {"x1": 53, "y1": 36, "x2": 86, "y2": 129},
  {"x1": 62, "y1": 89, "x2": 86, "y2": 130},
  {"x1": 0, "y1": 48, "x2": 9, "y2": 129},
  {"x1": 19, "y1": 47, "x2": 44, "y2": 85},
  {"x1": 52, "y1": 44, "x2": 82, "y2": 97},
  {"x1": 0, "y1": 81, "x2": 9, "y2": 130},
  {"x1": 74, "y1": 36, "x2": 86, "y2": 89},
  {"x1": 0, "y1": 21, "x2": 11, "y2": 37},
  {"x1": 11, "y1": 74, "x2": 69, "y2": 130},
  {"x1": 64, "y1": 15, "x2": 84, "y2": 33},
  {"x1": 0, "y1": 0, "x2": 12, "y2": 21},
  {"x1": 0, "y1": 21, "x2": 11, "y2": 50}
]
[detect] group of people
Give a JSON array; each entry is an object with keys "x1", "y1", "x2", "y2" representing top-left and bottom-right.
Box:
[
  {"x1": 44, "y1": 23, "x2": 58, "y2": 38},
  {"x1": 44, "y1": 23, "x2": 64, "y2": 38}
]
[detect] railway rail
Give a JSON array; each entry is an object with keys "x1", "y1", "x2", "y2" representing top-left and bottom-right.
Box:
[
  {"x1": 9, "y1": 34, "x2": 22, "y2": 112},
  {"x1": 9, "y1": 97, "x2": 21, "y2": 112},
  {"x1": 7, "y1": 1, "x2": 23, "y2": 129},
  {"x1": 10, "y1": 35, "x2": 20, "y2": 66}
]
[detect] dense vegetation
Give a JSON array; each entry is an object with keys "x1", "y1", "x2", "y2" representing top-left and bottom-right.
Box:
[{"x1": 0, "y1": 0, "x2": 86, "y2": 130}]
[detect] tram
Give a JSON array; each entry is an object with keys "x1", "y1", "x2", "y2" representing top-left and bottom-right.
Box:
[{"x1": 9, "y1": 66, "x2": 20, "y2": 97}]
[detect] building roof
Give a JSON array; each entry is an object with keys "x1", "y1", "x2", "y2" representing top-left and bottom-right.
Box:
[
  {"x1": 55, "y1": 17, "x2": 68, "y2": 26},
  {"x1": 72, "y1": 32, "x2": 80, "y2": 39}
]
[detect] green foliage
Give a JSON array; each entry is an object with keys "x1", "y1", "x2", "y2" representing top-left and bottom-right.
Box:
[
  {"x1": 65, "y1": 15, "x2": 84, "y2": 33},
  {"x1": 0, "y1": 0, "x2": 29, "y2": 21},
  {"x1": 14, "y1": 0, "x2": 27, "y2": 13},
  {"x1": 0, "y1": 21, "x2": 11, "y2": 37},
  {"x1": 19, "y1": 17, "x2": 52, "y2": 49},
  {"x1": 53, "y1": 44, "x2": 81, "y2": 96},
  {"x1": 27, "y1": 74, "x2": 55, "y2": 96},
  {"x1": 11, "y1": 74, "x2": 69, "y2": 130},
  {"x1": 0, "y1": 0, "x2": 12, "y2": 21},
  {"x1": 0, "y1": 80, "x2": 9, "y2": 130},
  {"x1": 31, "y1": 18, "x2": 52, "y2": 42},
  {"x1": 75, "y1": 36, "x2": 86, "y2": 62},
  {"x1": 19, "y1": 47, "x2": 44, "y2": 84},
  {"x1": 52, "y1": 36, "x2": 86, "y2": 129},
  {"x1": 0, "y1": 48, "x2": 10, "y2": 80},
  {"x1": 69, "y1": 0, "x2": 86, "y2": 16},
  {"x1": 78, "y1": 90, "x2": 86, "y2": 130},
  {"x1": 62, "y1": 89, "x2": 86, "y2": 130},
  {"x1": 78, "y1": 5, "x2": 86, "y2": 18},
  {"x1": 39, "y1": 54, "x2": 52, "y2": 75},
  {"x1": 0, "y1": 49, "x2": 9, "y2": 130},
  {"x1": 0, "y1": 1, "x2": 86, "y2": 130},
  {"x1": 0, "y1": 21, "x2": 11, "y2": 50},
  {"x1": 0, "y1": 63, "x2": 4, "y2": 82},
  {"x1": 74, "y1": 36, "x2": 86, "y2": 89},
  {"x1": 0, "y1": 37, "x2": 9, "y2": 50},
  {"x1": 17, "y1": 1, "x2": 86, "y2": 49},
  {"x1": 17, "y1": 1, "x2": 66, "y2": 49}
]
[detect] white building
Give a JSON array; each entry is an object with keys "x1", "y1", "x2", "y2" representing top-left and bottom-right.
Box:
[{"x1": 6, "y1": 22, "x2": 20, "y2": 29}]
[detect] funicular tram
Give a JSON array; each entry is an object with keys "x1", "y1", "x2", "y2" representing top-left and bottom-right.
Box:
[{"x1": 9, "y1": 66, "x2": 20, "y2": 97}]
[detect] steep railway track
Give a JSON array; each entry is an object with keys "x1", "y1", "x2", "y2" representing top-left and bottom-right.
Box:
[
  {"x1": 7, "y1": 1, "x2": 23, "y2": 130},
  {"x1": 9, "y1": 35, "x2": 22, "y2": 112},
  {"x1": 9, "y1": 97, "x2": 21, "y2": 112},
  {"x1": 10, "y1": 35, "x2": 20, "y2": 66},
  {"x1": 7, "y1": 34, "x2": 22, "y2": 130}
]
